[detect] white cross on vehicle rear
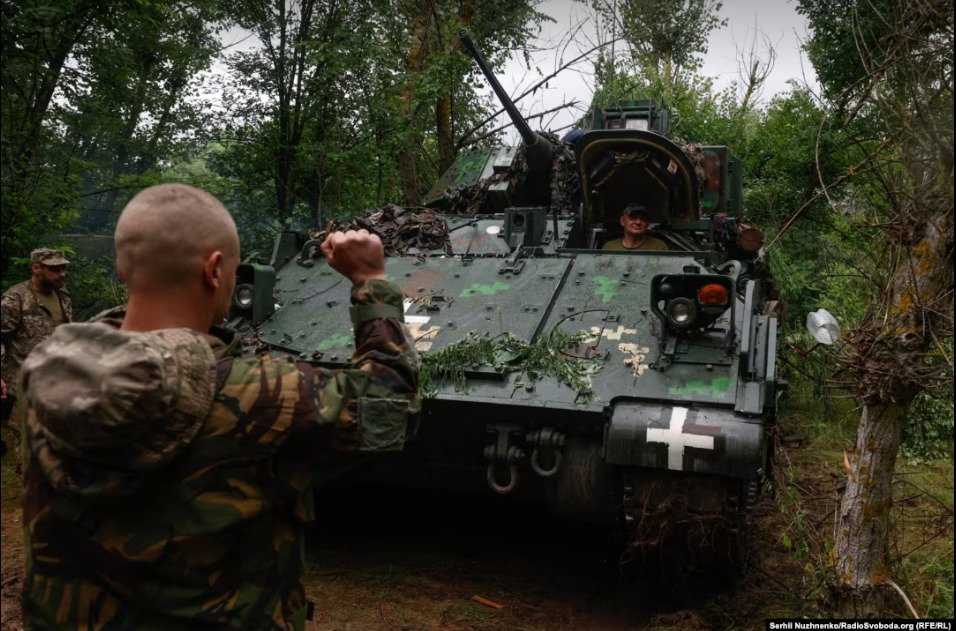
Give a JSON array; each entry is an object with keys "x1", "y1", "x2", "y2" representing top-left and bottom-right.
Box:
[{"x1": 646, "y1": 407, "x2": 716, "y2": 470}]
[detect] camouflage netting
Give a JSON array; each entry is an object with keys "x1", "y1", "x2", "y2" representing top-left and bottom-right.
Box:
[
  {"x1": 428, "y1": 132, "x2": 578, "y2": 215},
  {"x1": 545, "y1": 132, "x2": 579, "y2": 216},
  {"x1": 678, "y1": 140, "x2": 707, "y2": 203},
  {"x1": 316, "y1": 134, "x2": 579, "y2": 254},
  {"x1": 313, "y1": 204, "x2": 452, "y2": 256},
  {"x1": 434, "y1": 166, "x2": 508, "y2": 214}
]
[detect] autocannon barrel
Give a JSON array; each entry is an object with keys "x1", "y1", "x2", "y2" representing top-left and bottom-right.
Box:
[
  {"x1": 458, "y1": 28, "x2": 553, "y2": 202},
  {"x1": 458, "y1": 29, "x2": 539, "y2": 148}
]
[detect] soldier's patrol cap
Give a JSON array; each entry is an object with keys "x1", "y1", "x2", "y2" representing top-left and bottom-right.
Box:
[
  {"x1": 621, "y1": 204, "x2": 650, "y2": 220},
  {"x1": 30, "y1": 248, "x2": 71, "y2": 266}
]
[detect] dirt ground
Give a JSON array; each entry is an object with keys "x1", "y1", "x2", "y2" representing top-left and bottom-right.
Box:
[
  {"x1": 1, "y1": 429, "x2": 24, "y2": 631},
  {"x1": 0, "y1": 424, "x2": 812, "y2": 630},
  {"x1": 298, "y1": 484, "x2": 806, "y2": 631}
]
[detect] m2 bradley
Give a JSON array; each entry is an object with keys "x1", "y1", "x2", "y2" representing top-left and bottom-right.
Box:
[{"x1": 228, "y1": 31, "x2": 783, "y2": 576}]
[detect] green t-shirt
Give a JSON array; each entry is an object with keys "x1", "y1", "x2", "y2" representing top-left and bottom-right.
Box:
[
  {"x1": 34, "y1": 290, "x2": 66, "y2": 326},
  {"x1": 602, "y1": 236, "x2": 669, "y2": 251}
]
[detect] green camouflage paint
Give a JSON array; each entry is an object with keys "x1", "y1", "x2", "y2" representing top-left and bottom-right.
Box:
[
  {"x1": 668, "y1": 376, "x2": 732, "y2": 398},
  {"x1": 459, "y1": 281, "x2": 510, "y2": 298},
  {"x1": 593, "y1": 275, "x2": 617, "y2": 303},
  {"x1": 452, "y1": 149, "x2": 490, "y2": 185},
  {"x1": 317, "y1": 333, "x2": 353, "y2": 351}
]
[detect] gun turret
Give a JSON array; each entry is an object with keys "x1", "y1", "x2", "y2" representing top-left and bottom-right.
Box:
[{"x1": 458, "y1": 29, "x2": 553, "y2": 204}]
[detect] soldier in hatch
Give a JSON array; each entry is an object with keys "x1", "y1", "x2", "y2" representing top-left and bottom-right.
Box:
[
  {"x1": 1, "y1": 248, "x2": 72, "y2": 457},
  {"x1": 602, "y1": 203, "x2": 669, "y2": 251},
  {"x1": 18, "y1": 184, "x2": 419, "y2": 630}
]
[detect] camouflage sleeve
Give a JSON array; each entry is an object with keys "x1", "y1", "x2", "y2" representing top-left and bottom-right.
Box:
[
  {"x1": 303, "y1": 278, "x2": 419, "y2": 452},
  {"x1": 213, "y1": 280, "x2": 419, "y2": 454},
  {"x1": 1, "y1": 290, "x2": 22, "y2": 349}
]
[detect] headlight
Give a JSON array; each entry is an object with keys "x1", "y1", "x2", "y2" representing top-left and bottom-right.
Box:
[
  {"x1": 234, "y1": 284, "x2": 255, "y2": 310},
  {"x1": 651, "y1": 273, "x2": 735, "y2": 335},
  {"x1": 665, "y1": 298, "x2": 697, "y2": 328}
]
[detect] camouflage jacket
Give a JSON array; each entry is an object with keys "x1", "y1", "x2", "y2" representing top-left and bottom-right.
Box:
[
  {"x1": 1, "y1": 280, "x2": 72, "y2": 398},
  {"x1": 19, "y1": 279, "x2": 418, "y2": 631}
]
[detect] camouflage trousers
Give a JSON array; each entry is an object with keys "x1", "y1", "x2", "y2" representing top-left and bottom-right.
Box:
[{"x1": 2, "y1": 395, "x2": 21, "y2": 475}]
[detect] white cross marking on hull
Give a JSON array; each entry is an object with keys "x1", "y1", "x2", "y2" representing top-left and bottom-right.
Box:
[
  {"x1": 403, "y1": 298, "x2": 431, "y2": 324},
  {"x1": 645, "y1": 407, "x2": 715, "y2": 470},
  {"x1": 588, "y1": 325, "x2": 637, "y2": 341}
]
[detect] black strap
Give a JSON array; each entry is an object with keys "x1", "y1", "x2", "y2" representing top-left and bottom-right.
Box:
[{"x1": 349, "y1": 303, "x2": 403, "y2": 329}]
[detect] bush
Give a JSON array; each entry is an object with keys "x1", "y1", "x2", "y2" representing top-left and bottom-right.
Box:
[
  {"x1": 66, "y1": 255, "x2": 126, "y2": 321},
  {"x1": 902, "y1": 390, "x2": 955, "y2": 462}
]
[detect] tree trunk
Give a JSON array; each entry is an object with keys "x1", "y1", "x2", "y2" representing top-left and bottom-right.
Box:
[
  {"x1": 827, "y1": 204, "x2": 953, "y2": 615},
  {"x1": 435, "y1": 1, "x2": 478, "y2": 175},
  {"x1": 827, "y1": 401, "x2": 907, "y2": 617},
  {"x1": 397, "y1": 2, "x2": 431, "y2": 206},
  {"x1": 663, "y1": 51, "x2": 673, "y2": 106},
  {"x1": 274, "y1": 0, "x2": 293, "y2": 224},
  {"x1": 435, "y1": 94, "x2": 454, "y2": 174}
]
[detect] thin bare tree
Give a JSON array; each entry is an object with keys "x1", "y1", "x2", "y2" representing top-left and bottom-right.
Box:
[
  {"x1": 817, "y1": 0, "x2": 953, "y2": 617},
  {"x1": 735, "y1": 20, "x2": 778, "y2": 112}
]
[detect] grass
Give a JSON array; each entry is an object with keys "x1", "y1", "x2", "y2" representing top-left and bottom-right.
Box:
[
  {"x1": 890, "y1": 458, "x2": 955, "y2": 618},
  {"x1": 0, "y1": 429, "x2": 22, "y2": 506}
]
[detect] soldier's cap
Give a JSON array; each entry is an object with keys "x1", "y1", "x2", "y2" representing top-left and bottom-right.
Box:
[
  {"x1": 23, "y1": 324, "x2": 217, "y2": 470},
  {"x1": 30, "y1": 248, "x2": 70, "y2": 266},
  {"x1": 621, "y1": 204, "x2": 650, "y2": 220}
]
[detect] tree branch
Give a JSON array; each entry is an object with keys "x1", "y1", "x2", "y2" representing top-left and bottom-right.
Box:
[
  {"x1": 458, "y1": 101, "x2": 578, "y2": 148},
  {"x1": 455, "y1": 39, "x2": 620, "y2": 148}
]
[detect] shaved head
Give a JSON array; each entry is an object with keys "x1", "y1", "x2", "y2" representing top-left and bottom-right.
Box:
[{"x1": 115, "y1": 184, "x2": 239, "y2": 290}]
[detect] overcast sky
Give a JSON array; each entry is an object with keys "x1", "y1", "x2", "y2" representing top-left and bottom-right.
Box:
[
  {"x1": 214, "y1": 0, "x2": 818, "y2": 142},
  {"x1": 493, "y1": 0, "x2": 818, "y2": 140}
]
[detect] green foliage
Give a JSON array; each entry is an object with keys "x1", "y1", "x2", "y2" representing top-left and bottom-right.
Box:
[
  {"x1": 64, "y1": 1, "x2": 223, "y2": 232},
  {"x1": 886, "y1": 458, "x2": 954, "y2": 618},
  {"x1": 207, "y1": 0, "x2": 549, "y2": 223},
  {"x1": 742, "y1": 88, "x2": 885, "y2": 338},
  {"x1": 796, "y1": 0, "x2": 952, "y2": 127},
  {"x1": 907, "y1": 338, "x2": 956, "y2": 460},
  {"x1": 1, "y1": 0, "x2": 225, "y2": 280},
  {"x1": 66, "y1": 255, "x2": 127, "y2": 321},
  {"x1": 927, "y1": 563, "x2": 955, "y2": 618},
  {"x1": 744, "y1": 88, "x2": 826, "y2": 223},
  {"x1": 592, "y1": 0, "x2": 726, "y2": 89},
  {"x1": 420, "y1": 330, "x2": 605, "y2": 400},
  {"x1": 0, "y1": 183, "x2": 82, "y2": 286},
  {"x1": 586, "y1": 53, "x2": 753, "y2": 148},
  {"x1": 901, "y1": 537, "x2": 955, "y2": 619},
  {"x1": 901, "y1": 389, "x2": 954, "y2": 463},
  {"x1": 769, "y1": 218, "x2": 875, "y2": 337},
  {"x1": 795, "y1": 0, "x2": 887, "y2": 101}
]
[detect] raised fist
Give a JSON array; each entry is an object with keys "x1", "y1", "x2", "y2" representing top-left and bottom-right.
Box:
[{"x1": 320, "y1": 229, "x2": 387, "y2": 285}]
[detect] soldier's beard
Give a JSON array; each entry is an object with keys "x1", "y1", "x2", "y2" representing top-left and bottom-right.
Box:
[{"x1": 37, "y1": 277, "x2": 65, "y2": 292}]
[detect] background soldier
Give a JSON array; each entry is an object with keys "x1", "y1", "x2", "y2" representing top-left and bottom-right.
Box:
[
  {"x1": 1, "y1": 248, "x2": 72, "y2": 446},
  {"x1": 19, "y1": 184, "x2": 419, "y2": 630}
]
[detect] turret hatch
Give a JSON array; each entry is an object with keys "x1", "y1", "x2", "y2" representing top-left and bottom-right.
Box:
[{"x1": 575, "y1": 130, "x2": 701, "y2": 231}]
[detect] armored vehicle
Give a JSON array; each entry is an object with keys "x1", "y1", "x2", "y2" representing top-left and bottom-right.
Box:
[{"x1": 228, "y1": 31, "x2": 782, "y2": 575}]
